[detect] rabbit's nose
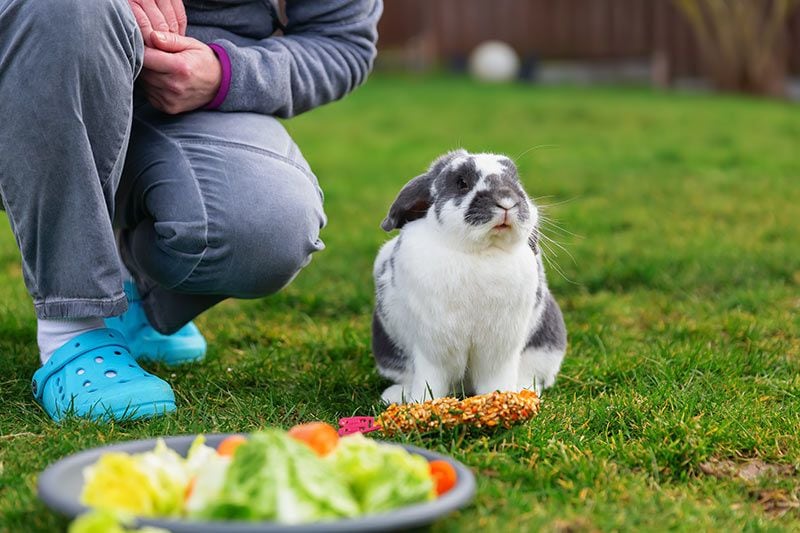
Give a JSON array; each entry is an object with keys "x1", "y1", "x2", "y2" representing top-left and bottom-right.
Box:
[{"x1": 496, "y1": 195, "x2": 518, "y2": 210}]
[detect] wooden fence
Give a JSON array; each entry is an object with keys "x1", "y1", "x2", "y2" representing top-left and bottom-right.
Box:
[{"x1": 377, "y1": 0, "x2": 800, "y2": 79}]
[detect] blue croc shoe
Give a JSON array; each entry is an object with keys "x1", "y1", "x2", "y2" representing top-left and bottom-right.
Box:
[
  {"x1": 32, "y1": 328, "x2": 176, "y2": 422},
  {"x1": 106, "y1": 281, "x2": 207, "y2": 366}
]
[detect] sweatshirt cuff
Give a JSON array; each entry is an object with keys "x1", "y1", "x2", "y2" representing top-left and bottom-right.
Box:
[{"x1": 205, "y1": 43, "x2": 232, "y2": 110}]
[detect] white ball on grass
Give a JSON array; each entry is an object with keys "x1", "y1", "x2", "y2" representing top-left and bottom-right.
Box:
[{"x1": 468, "y1": 41, "x2": 520, "y2": 82}]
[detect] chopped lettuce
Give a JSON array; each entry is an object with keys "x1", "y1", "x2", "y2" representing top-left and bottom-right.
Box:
[
  {"x1": 184, "y1": 454, "x2": 230, "y2": 515},
  {"x1": 184, "y1": 435, "x2": 221, "y2": 477},
  {"x1": 80, "y1": 437, "x2": 217, "y2": 517},
  {"x1": 197, "y1": 429, "x2": 360, "y2": 524},
  {"x1": 80, "y1": 453, "x2": 166, "y2": 517},
  {"x1": 133, "y1": 440, "x2": 190, "y2": 515},
  {"x1": 327, "y1": 434, "x2": 435, "y2": 513}
]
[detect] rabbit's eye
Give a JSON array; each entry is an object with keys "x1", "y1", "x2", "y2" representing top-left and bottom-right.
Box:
[{"x1": 456, "y1": 177, "x2": 469, "y2": 191}]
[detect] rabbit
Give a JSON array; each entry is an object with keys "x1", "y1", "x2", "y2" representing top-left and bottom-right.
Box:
[{"x1": 372, "y1": 149, "x2": 567, "y2": 404}]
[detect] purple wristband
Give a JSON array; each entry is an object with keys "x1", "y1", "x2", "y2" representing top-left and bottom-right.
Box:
[{"x1": 205, "y1": 43, "x2": 231, "y2": 110}]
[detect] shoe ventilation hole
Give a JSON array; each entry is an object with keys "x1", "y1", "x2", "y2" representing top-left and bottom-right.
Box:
[
  {"x1": 87, "y1": 389, "x2": 97, "y2": 393},
  {"x1": 95, "y1": 356, "x2": 104, "y2": 364},
  {"x1": 114, "y1": 351, "x2": 122, "y2": 355},
  {"x1": 83, "y1": 380, "x2": 91, "y2": 387},
  {"x1": 108, "y1": 333, "x2": 114, "y2": 338},
  {"x1": 58, "y1": 386, "x2": 63, "y2": 394},
  {"x1": 74, "y1": 342, "x2": 80, "y2": 348},
  {"x1": 76, "y1": 368, "x2": 85, "y2": 376},
  {"x1": 128, "y1": 364, "x2": 136, "y2": 368},
  {"x1": 105, "y1": 370, "x2": 117, "y2": 378},
  {"x1": 118, "y1": 379, "x2": 130, "y2": 384}
]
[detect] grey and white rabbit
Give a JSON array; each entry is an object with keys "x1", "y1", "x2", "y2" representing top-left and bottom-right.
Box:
[{"x1": 373, "y1": 150, "x2": 567, "y2": 403}]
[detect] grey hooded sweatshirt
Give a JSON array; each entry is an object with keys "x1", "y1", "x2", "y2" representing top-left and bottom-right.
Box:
[{"x1": 185, "y1": 0, "x2": 382, "y2": 117}]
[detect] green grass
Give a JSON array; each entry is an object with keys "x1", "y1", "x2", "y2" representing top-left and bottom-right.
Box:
[{"x1": 1, "y1": 74, "x2": 799, "y2": 532}]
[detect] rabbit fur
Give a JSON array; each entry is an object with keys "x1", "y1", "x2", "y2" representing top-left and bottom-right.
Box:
[{"x1": 373, "y1": 150, "x2": 567, "y2": 403}]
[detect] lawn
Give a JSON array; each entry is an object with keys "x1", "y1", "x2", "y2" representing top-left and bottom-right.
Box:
[{"x1": 1, "y1": 74, "x2": 799, "y2": 532}]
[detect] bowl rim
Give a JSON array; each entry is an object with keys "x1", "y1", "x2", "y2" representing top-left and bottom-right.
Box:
[{"x1": 38, "y1": 433, "x2": 477, "y2": 532}]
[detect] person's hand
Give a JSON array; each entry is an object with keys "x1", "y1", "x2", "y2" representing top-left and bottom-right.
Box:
[
  {"x1": 140, "y1": 32, "x2": 222, "y2": 114},
  {"x1": 128, "y1": 0, "x2": 187, "y2": 46}
]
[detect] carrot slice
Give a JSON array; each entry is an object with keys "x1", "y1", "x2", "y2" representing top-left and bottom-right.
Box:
[
  {"x1": 287, "y1": 422, "x2": 339, "y2": 456},
  {"x1": 184, "y1": 476, "x2": 197, "y2": 502},
  {"x1": 216, "y1": 435, "x2": 247, "y2": 457},
  {"x1": 429, "y1": 460, "x2": 457, "y2": 496}
]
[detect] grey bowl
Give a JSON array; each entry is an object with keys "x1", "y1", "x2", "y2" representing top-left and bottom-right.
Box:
[{"x1": 38, "y1": 433, "x2": 476, "y2": 532}]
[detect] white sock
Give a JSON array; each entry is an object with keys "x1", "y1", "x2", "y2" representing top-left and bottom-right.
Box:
[{"x1": 37, "y1": 317, "x2": 106, "y2": 365}]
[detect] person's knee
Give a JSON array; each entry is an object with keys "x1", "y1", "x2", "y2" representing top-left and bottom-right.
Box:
[
  {"x1": 146, "y1": 173, "x2": 326, "y2": 298},
  {"x1": 124, "y1": 116, "x2": 326, "y2": 300},
  {"x1": 223, "y1": 188, "x2": 326, "y2": 298}
]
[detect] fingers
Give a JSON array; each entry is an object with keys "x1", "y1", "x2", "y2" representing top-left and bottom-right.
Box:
[
  {"x1": 149, "y1": 31, "x2": 197, "y2": 54},
  {"x1": 156, "y1": 0, "x2": 179, "y2": 33},
  {"x1": 143, "y1": 46, "x2": 187, "y2": 74},
  {"x1": 139, "y1": 0, "x2": 170, "y2": 33},
  {"x1": 129, "y1": 0, "x2": 180, "y2": 46},
  {"x1": 130, "y1": 4, "x2": 154, "y2": 47},
  {"x1": 172, "y1": 0, "x2": 188, "y2": 35}
]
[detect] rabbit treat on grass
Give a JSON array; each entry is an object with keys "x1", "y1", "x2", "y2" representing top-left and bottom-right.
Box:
[{"x1": 373, "y1": 150, "x2": 567, "y2": 404}]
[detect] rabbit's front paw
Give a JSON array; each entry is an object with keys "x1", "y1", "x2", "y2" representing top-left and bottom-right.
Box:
[
  {"x1": 381, "y1": 384, "x2": 406, "y2": 404},
  {"x1": 533, "y1": 373, "x2": 557, "y2": 395},
  {"x1": 472, "y1": 357, "x2": 522, "y2": 396}
]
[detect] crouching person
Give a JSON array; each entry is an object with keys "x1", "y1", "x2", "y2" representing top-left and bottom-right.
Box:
[{"x1": 0, "y1": 0, "x2": 382, "y2": 421}]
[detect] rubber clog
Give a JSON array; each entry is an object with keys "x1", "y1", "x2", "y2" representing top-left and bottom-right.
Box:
[
  {"x1": 32, "y1": 328, "x2": 176, "y2": 422},
  {"x1": 106, "y1": 282, "x2": 207, "y2": 366}
]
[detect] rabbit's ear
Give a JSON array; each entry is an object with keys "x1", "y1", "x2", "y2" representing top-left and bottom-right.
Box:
[
  {"x1": 381, "y1": 150, "x2": 469, "y2": 232},
  {"x1": 381, "y1": 173, "x2": 435, "y2": 231},
  {"x1": 427, "y1": 148, "x2": 467, "y2": 175}
]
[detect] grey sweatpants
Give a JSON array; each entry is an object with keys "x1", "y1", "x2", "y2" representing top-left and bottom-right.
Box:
[{"x1": 0, "y1": 0, "x2": 326, "y2": 333}]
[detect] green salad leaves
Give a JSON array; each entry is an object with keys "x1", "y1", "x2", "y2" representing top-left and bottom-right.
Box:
[
  {"x1": 197, "y1": 430, "x2": 360, "y2": 523},
  {"x1": 327, "y1": 434, "x2": 435, "y2": 513}
]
